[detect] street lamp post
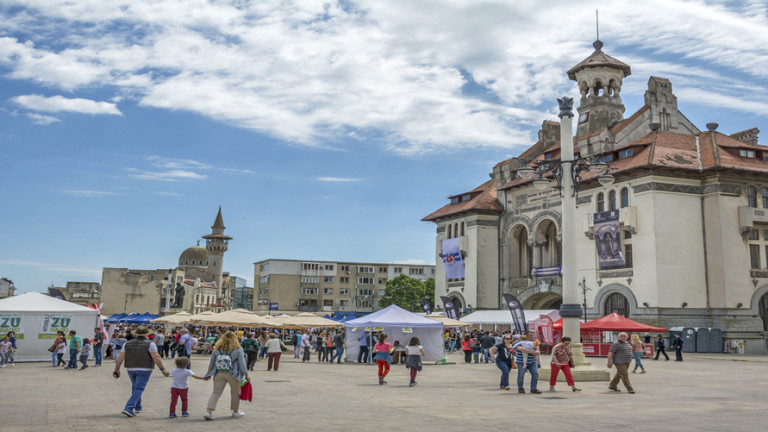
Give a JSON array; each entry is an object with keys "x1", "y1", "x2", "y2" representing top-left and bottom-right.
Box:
[{"x1": 516, "y1": 97, "x2": 611, "y2": 381}]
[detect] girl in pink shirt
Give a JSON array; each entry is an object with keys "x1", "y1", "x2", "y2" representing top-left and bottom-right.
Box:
[{"x1": 372, "y1": 333, "x2": 394, "y2": 385}]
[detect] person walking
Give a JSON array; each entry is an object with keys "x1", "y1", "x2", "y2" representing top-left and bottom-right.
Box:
[
  {"x1": 373, "y1": 333, "x2": 394, "y2": 385},
  {"x1": 55, "y1": 336, "x2": 67, "y2": 367},
  {"x1": 358, "y1": 330, "x2": 371, "y2": 363},
  {"x1": 203, "y1": 331, "x2": 249, "y2": 420},
  {"x1": 7, "y1": 331, "x2": 17, "y2": 366},
  {"x1": 512, "y1": 334, "x2": 541, "y2": 394},
  {"x1": 654, "y1": 335, "x2": 670, "y2": 361},
  {"x1": 67, "y1": 330, "x2": 82, "y2": 369},
  {"x1": 460, "y1": 335, "x2": 473, "y2": 364},
  {"x1": 405, "y1": 337, "x2": 425, "y2": 387},
  {"x1": 330, "y1": 330, "x2": 345, "y2": 364},
  {"x1": 630, "y1": 334, "x2": 646, "y2": 374},
  {"x1": 549, "y1": 336, "x2": 581, "y2": 392},
  {"x1": 177, "y1": 328, "x2": 193, "y2": 362},
  {"x1": 79, "y1": 338, "x2": 92, "y2": 370},
  {"x1": 153, "y1": 328, "x2": 165, "y2": 359},
  {"x1": 325, "y1": 331, "x2": 335, "y2": 362},
  {"x1": 113, "y1": 326, "x2": 170, "y2": 417},
  {"x1": 51, "y1": 331, "x2": 65, "y2": 367},
  {"x1": 672, "y1": 334, "x2": 684, "y2": 361},
  {"x1": 241, "y1": 333, "x2": 260, "y2": 371},
  {"x1": 93, "y1": 327, "x2": 105, "y2": 367},
  {"x1": 489, "y1": 334, "x2": 514, "y2": 390},
  {"x1": 316, "y1": 332, "x2": 327, "y2": 363},
  {"x1": 302, "y1": 332, "x2": 311, "y2": 363},
  {"x1": 293, "y1": 331, "x2": 302, "y2": 359},
  {"x1": 265, "y1": 333, "x2": 283, "y2": 371},
  {"x1": 480, "y1": 332, "x2": 496, "y2": 363},
  {"x1": 0, "y1": 336, "x2": 11, "y2": 367},
  {"x1": 607, "y1": 332, "x2": 635, "y2": 394},
  {"x1": 258, "y1": 331, "x2": 269, "y2": 360},
  {"x1": 168, "y1": 357, "x2": 203, "y2": 418}
]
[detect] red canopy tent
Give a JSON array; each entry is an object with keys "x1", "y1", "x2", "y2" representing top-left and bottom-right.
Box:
[{"x1": 579, "y1": 313, "x2": 667, "y2": 332}]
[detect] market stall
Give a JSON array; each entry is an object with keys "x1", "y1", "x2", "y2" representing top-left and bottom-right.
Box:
[
  {"x1": 344, "y1": 305, "x2": 444, "y2": 362},
  {"x1": 0, "y1": 292, "x2": 98, "y2": 362},
  {"x1": 578, "y1": 313, "x2": 668, "y2": 357}
]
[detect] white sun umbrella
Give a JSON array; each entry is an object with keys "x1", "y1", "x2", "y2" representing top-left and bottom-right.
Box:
[
  {"x1": 278, "y1": 313, "x2": 343, "y2": 329},
  {"x1": 152, "y1": 311, "x2": 192, "y2": 324},
  {"x1": 194, "y1": 309, "x2": 270, "y2": 327}
]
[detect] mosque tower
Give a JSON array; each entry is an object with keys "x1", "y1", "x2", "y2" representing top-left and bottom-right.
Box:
[
  {"x1": 202, "y1": 207, "x2": 232, "y2": 297},
  {"x1": 567, "y1": 39, "x2": 631, "y2": 139}
]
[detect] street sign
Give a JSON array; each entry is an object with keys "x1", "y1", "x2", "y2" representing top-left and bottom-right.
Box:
[{"x1": 269, "y1": 303, "x2": 278, "y2": 311}]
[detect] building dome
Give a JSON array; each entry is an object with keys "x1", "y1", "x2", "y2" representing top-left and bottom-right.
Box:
[{"x1": 179, "y1": 245, "x2": 209, "y2": 267}]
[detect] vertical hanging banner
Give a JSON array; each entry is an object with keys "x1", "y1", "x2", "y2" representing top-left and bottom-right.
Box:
[
  {"x1": 539, "y1": 315, "x2": 554, "y2": 345},
  {"x1": 502, "y1": 294, "x2": 527, "y2": 334},
  {"x1": 441, "y1": 238, "x2": 465, "y2": 280},
  {"x1": 440, "y1": 296, "x2": 460, "y2": 320},
  {"x1": 421, "y1": 298, "x2": 432, "y2": 315},
  {"x1": 594, "y1": 210, "x2": 626, "y2": 270}
]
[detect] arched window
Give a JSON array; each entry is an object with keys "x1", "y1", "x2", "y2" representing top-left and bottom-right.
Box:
[
  {"x1": 454, "y1": 223, "x2": 459, "y2": 238},
  {"x1": 761, "y1": 188, "x2": 768, "y2": 209},
  {"x1": 747, "y1": 187, "x2": 757, "y2": 208},
  {"x1": 605, "y1": 292, "x2": 630, "y2": 317},
  {"x1": 620, "y1": 187, "x2": 629, "y2": 208},
  {"x1": 597, "y1": 192, "x2": 605, "y2": 213},
  {"x1": 608, "y1": 190, "x2": 617, "y2": 211},
  {"x1": 447, "y1": 224, "x2": 452, "y2": 238},
  {"x1": 460, "y1": 222, "x2": 465, "y2": 236}
]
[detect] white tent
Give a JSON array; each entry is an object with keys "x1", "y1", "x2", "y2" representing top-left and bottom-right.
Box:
[
  {"x1": 460, "y1": 309, "x2": 561, "y2": 330},
  {"x1": 0, "y1": 292, "x2": 99, "y2": 362},
  {"x1": 344, "y1": 305, "x2": 444, "y2": 362}
]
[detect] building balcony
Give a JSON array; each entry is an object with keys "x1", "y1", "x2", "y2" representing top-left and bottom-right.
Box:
[
  {"x1": 739, "y1": 206, "x2": 768, "y2": 233},
  {"x1": 298, "y1": 305, "x2": 319, "y2": 312},
  {"x1": 299, "y1": 293, "x2": 319, "y2": 300}
]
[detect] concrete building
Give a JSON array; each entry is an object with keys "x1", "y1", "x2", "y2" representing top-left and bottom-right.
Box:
[
  {"x1": 0, "y1": 278, "x2": 16, "y2": 299},
  {"x1": 47, "y1": 281, "x2": 101, "y2": 306},
  {"x1": 254, "y1": 259, "x2": 435, "y2": 314},
  {"x1": 100, "y1": 208, "x2": 234, "y2": 315},
  {"x1": 424, "y1": 39, "x2": 768, "y2": 353}
]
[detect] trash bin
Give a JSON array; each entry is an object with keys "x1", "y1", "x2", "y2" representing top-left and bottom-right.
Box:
[
  {"x1": 708, "y1": 328, "x2": 723, "y2": 353},
  {"x1": 695, "y1": 328, "x2": 710, "y2": 353}
]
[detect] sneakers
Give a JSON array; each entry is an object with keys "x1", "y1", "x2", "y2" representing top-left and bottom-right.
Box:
[
  {"x1": 409, "y1": 382, "x2": 416, "y2": 387},
  {"x1": 181, "y1": 412, "x2": 189, "y2": 417},
  {"x1": 549, "y1": 386, "x2": 556, "y2": 392},
  {"x1": 518, "y1": 389, "x2": 525, "y2": 394},
  {"x1": 121, "y1": 410, "x2": 135, "y2": 417},
  {"x1": 134, "y1": 408, "x2": 142, "y2": 414},
  {"x1": 640, "y1": 370, "x2": 647, "y2": 374},
  {"x1": 628, "y1": 390, "x2": 636, "y2": 394},
  {"x1": 609, "y1": 387, "x2": 621, "y2": 392},
  {"x1": 530, "y1": 389, "x2": 542, "y2": 394},
  {"x1": 232, "y1": 411, "x2": 245, "y2": 418},
  {"x1": 169, "y1": 413, "x2": 177, "y2": 418},
  {"x1": 203, "y1": 412, "x2": 214, "y2": 421}
]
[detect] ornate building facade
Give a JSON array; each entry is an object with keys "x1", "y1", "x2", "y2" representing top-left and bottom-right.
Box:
[{"x1": 424, "y1": 40, "x2": 768, "y2": 353}]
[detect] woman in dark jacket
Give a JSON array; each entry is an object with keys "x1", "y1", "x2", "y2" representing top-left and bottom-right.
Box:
[{"x1": 490, "y1": 335, "x2": 514, "y2": 390}]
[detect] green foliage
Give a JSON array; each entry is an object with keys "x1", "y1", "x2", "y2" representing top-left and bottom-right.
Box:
[{"x1": 378, "y1": 274, "x2": 433, "y2": 312}]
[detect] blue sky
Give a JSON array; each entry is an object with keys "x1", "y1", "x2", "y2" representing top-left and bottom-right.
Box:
[{"x1": 2, "y1": 0, "x2": 768, "y2": 294}]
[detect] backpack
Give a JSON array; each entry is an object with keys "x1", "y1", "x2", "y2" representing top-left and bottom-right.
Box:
[{"x1": 215, "y1": 350, "x2": 233, "y2": 371}]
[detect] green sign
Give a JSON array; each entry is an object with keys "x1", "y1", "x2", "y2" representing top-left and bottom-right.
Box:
[
  {"x1": 0, "y1": 313, "x2": 23, "y2": 335},
  {"x1": 41, "y1": 313, "x2": 73, "y2": 334}
]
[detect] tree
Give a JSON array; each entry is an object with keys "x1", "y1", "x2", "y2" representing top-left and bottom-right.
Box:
[{"x1": 378, "y1": 274, "x2": 426, "y2": 312}]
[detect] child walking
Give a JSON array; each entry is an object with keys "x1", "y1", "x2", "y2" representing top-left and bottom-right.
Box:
[
  {"x1": 79, "y1": 338, "x2": 92, "y2": 369},
  {"x1": 405, "y1": 337, "x2": 425, "y2": 387},
  {"x1": 169, "y1": 357, "x2": 203, "y2": 418},
  {"x1": 0, "y1": 336, "x2": 11, "y2": 368},
  {"x1": 56, "y1": 337, "x2": 67, "y2": 367},
  {"x1": 372, "y1": 333, "x2": 394, "y2": 385}
]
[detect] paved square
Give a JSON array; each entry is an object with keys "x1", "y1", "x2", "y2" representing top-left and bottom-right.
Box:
[{"x1": 0, "y1": 352, "x2": 765, "y2": 432}]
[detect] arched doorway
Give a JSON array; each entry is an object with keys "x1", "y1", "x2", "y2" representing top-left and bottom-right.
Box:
[
  {"x1": 526, "y1": 292, "x2": 562, "y2": 309},
  {"x1": 759, "y1": 293, "x2": 768, "y2": 331},
  {"x1": 534, "y1": 218, "x2": 561, "y2": 268},
  {"x1": 509, "y1": 225, "x2": 531, "y2": 278},
  {"x1": 450, "y1": 296, "x2": 463, "y2": 314},
  {"x1": 605, "y1": 292, "x2": 629, "y2": 317}
]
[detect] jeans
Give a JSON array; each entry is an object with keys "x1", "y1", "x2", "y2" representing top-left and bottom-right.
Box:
[
  {"x1": 51, "y1": 351, "x2": 58, "y2": 366},
  {"x1": 259, "y1": 346, "x2": 268, "y2": 359},
  {"x1": 68, "y1": 349, "x2": 79, "y2": 368},
  {"x1": 330, "y1": 346, "x2": 344, "y2": 363},
  {"x1": 516, "y1": 361, "x2": 539, "y2": 390},
  {"x1": 496, "y1": 360, "x2": 511, "y2": 387},
  {"x1": 94, "y1": 347, "x2": 103, "y2": 366},
  {"x1": 125, "y1": 370, "x2": 152, "y2": 413},
  {"x1": 79, "y1": 355, "x2": 88, "y2": 368},
  {"x1": 449, "y1": 340, "x2": 457, "y2": 353},
  {"x1": 358, "y1": 346, "x2": 369, "y2": 363},
  {"x1": 483, "y1": 348, "x2": 492, "y2": 363},
  {"x1": 632, "y1": 352, "x2": 644, "y2": 370}
]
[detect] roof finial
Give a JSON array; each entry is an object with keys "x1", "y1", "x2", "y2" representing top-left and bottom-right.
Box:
[{"x1": 593, "y1": 9, "x2": 603, "y2": 51}]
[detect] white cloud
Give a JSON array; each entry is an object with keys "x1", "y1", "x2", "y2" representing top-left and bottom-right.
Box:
[
  {"x1": 316, "y1": 177, "x2": 361, "y2": 182},
  {"x1": 59, "y1": 189, "x2": 119, "y2": 197},
  {"x1": 26, "y1": 112, "x2": 60, "y2": 125},
  {"x1": 1, "y1": 1, "x2": 767, "y2": 154},
  {"x1": 126, "y1": 168, "x2": 207, "y2": 182},
  {"x1": 11, "y1": 94, "x2": 122, "y2": 115},
  {"x1": 154, "y1": 191, "x2": 183, "y2": 196}
]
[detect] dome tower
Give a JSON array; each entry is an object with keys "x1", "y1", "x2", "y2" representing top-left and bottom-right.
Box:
[{"x1": 202, "y1": 207, "x2": 232, "y2": 295}]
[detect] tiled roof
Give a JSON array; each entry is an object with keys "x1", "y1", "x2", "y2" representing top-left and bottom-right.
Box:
[
  {"x1": 575, "y1": 105, "x2": 650, "y2": 141},
  {"x1": 422, "y1": 180, "x2": 502, "y2": 221}
]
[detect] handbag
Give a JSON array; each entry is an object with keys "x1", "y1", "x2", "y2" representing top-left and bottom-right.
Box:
[
  {"x1": 48, "y1": 344, "x2": 56, "y2": 352},
  {"x1": 568, "y1": 359, "x2": 575, "y2": 368},
  {"x1": 279, "y1": 340, "x2": 288, "y2": 352}
]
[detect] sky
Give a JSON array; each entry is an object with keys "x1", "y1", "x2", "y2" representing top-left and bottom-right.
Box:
[{"x1": 2, "y1": 0, "x2": 768, "y2": 294}]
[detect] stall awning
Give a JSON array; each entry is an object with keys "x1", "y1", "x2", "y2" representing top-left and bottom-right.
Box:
[{"x1": 579, "y1": 313, "x2": 668, "y2": 332}]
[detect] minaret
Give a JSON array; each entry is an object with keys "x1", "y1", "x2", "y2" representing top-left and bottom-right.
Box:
[
  {"x1": 567, "y1": 39, "x2": 631, "y2": 139},
  {"x1": 202, "y1": 207, "x2": 232, "y2": 298}
]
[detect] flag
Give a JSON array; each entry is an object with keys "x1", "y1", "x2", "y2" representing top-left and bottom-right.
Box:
[
  {"x1": 441, "y1": 238, "x2": 465, "y2": 279},
  {"x1": 440, "y1": 296, "x2": 460, "y2": 320},
  {"x1": 502, "y1": 294, "x2": 527, "y2": 334},
  {"x1": 421, "y1": 298, "x2": 432, "y2": 315},
  {"x1": 539, "y1": 315, "x2": 554, "y2": 345}
]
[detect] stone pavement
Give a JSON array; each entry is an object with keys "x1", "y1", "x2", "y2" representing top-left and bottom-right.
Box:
[{"x1": 1, "y1": 351, "x2": 766, "y2": 432}]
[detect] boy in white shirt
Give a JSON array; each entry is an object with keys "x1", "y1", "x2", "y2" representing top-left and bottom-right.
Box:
[{"x1": 169, "y1": 357, "x2": 203, "y2": 418}]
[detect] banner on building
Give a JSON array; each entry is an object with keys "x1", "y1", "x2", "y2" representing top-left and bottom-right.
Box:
[
  {"x1": 502, "y1": 294, "x2": 527, "y2": 334},
  {"x1": 440, "y1": 296, "x2": 461, "y2": 320},
  {"x1": 594, "y1": 210, "x2": 626, "y2": 270},
  {"x1": 0, "y1": 313, "x2": 23, "y2": 336},
  {"x1": 421, "y1": 298, "x2": 432, "y2": 315},
  {"x1": 441, "y1": 238, "x2": 465, "y2": 280}
]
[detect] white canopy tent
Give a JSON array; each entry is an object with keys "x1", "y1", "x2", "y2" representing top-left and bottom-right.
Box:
[
  {"x1": 459, "y1": 309, "x2": 561, "y2": 330},
  {"x1": 0, "y1": 292, "x2": 99, "y2": 362},
  {"x1": 344, "y1": 305, "x2": 444, "y2": 362}
]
